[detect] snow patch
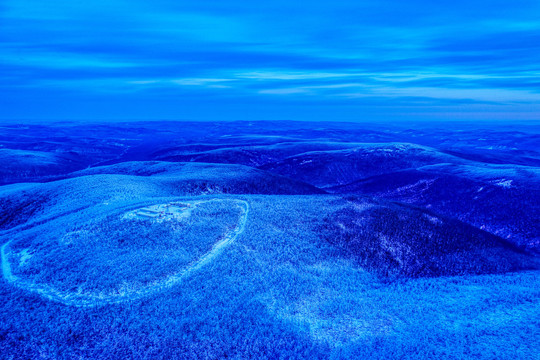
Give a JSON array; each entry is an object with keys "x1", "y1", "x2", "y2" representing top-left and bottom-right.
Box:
[
  {"x1": 123, "y1": 202, "x2": 193, "y2": 222},
  {"x1": 423, "y1": 213, "x2": 443, "y2": 225},
  {"x1": 394, "y1": 179, "x2": 435, "y2": 194},
  {"x1": 493, "y1": 179, "x2": 513, "y2": 188},
  {"x1": 19, "y1": 249, "x2": 33, "y2": 266}
]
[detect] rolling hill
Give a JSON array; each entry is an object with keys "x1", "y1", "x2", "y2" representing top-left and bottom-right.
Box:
[
  {"x1": 330, "y1": 164, "x2": 540, "y2": 252},
  {"x1": 0, "y1": 161, "x2": 323, "y2": 232},
  {"x1": 259, "y1": 143, "x2": 466, "y2": 188},
  {"x1": 1, "y1": 120, "x2": 539, "y2": 359}
]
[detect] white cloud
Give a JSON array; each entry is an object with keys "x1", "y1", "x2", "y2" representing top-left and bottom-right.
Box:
[
  {"x1": 258, "y1": 88, "x2": 311, "y2": 95},
  {"x1": 238, "y1": 71, "x2": 357, "y2": 80},
  {"x1": 340, "y1": 86, "x2": 540, "y2": 102},
  {"x1": 1, "y1": 51, "x2": 137, "y2": 69},
  {"x1": 171, "y1": 78, "x2": 235, "y2": 86}
]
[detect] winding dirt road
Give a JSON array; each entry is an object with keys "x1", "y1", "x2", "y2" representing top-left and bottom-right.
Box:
[{"x1": 1, "y1": 198, "x2": 249, "y2": 307}]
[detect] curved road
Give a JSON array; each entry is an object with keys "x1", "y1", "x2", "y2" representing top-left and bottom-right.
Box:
[{"x1": 1, "y1": 198, "x2": 249, "y2": 308}]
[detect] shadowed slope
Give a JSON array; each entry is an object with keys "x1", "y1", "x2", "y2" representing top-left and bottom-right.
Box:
[
  {"x1": 329, "y1": 165, "x2": 540, "y2": 252},
  {"x1": 319, "y1": 196, "x2": 539, "y2": 277}
]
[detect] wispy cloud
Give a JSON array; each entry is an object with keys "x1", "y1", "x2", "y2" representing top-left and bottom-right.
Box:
[
  {"x1": 170, "y1": 78, "x2": 235, "y2": 86},
  {"x1": 237, "y1": 71, "x2": 357, "y2": 80},
  {"x1": 2, "y1": 0, "x2": 540, "y2": 120}
]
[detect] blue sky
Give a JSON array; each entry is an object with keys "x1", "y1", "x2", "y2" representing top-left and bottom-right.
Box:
[{"x1": 1, "y1": 0, "x2": 540, "y2": 121}]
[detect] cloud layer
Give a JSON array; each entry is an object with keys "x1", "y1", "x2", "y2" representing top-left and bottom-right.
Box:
[{"x1": 2, "y1": 0, "x2": 540, "y2": 121}]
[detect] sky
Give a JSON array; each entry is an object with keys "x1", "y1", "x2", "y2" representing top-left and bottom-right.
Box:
[{"x1": 1, "y1": 0, "x2": 540, "y2": 122}]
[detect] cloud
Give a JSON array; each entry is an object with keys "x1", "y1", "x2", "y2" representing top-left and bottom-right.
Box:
[
  {"x1": 2, "y1": 0, "x2": 540, "y2": 120},
  {"x1": 237, "y1": 71, "x2": 367, "y2": 81},
  {"x1": 170, "y1": 78, "x2": 235, "y2": 86}
]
